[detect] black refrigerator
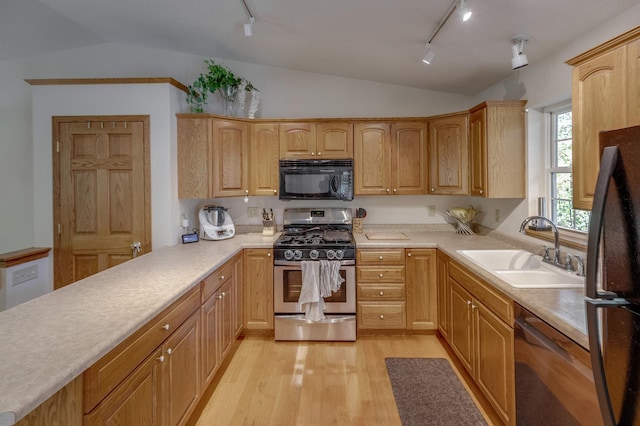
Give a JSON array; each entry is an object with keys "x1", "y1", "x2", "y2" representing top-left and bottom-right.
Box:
[{"x1": 586, "y1": 125, "x2": 640, "y2": 426}]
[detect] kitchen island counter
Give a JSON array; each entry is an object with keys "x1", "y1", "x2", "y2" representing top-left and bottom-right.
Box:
[{"x1": 0, "y1": 229, "x2": 588, "y2": 425}]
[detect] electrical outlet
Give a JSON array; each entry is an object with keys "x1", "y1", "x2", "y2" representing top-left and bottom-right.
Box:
[
  {"x1": 13, "y1": 265, "x2": 38, "y2": 285},
  {"x1": 495, "y1": 209, "x2": 501, "y2": 222},
  {"x1": 247, "y1": 207, "x2": 260, "y2": 218},
  {"x1": 426, "y1": 205, "x2": 436, "y2": 217}
]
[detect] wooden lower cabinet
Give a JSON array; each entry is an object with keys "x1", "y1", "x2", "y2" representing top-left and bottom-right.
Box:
[
  {"x1": 436, "y1": 250, "x2": 450, "y2": 339},
  {"x1": 405, "y1": 249, "x2": 437, "y2": 330},
  {"x1": 446, "y1": 259, "x2": 515, "y2": 425},
  {"x1": 243, "y1": 248, "x2": 274, "y2": 331}
]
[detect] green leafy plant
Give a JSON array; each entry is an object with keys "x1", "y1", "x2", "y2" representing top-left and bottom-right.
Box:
[{"x1": 186, "y1": 59, "x2": 257, "y2": 113}]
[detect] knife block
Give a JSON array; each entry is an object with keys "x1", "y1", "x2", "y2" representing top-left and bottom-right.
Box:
[
  {"x1": 262, "y1": 220, "x2": 275, "y2": 236},
  {"x1": 353, "y1": 218, "x2": 363, "y2": 234}
]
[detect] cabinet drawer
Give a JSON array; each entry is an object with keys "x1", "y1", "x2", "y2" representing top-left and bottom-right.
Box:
[
  {"x1": 357, "y1": 249, "x2": 405, "y2": 265},
  {"x1": 357, "y1": 284, "x2": 405, "y2": 301},
  {"x1": 449, "y1": 260, "x2": 513, "y2": 325},
  {"x1": 84, "y1": 286, "x2": 200, "y2": 413},
  {"x1": 201, "y1": 260, "x2": 234, "y2": 302},
  {"x1": 357, "y1": 266, "x2": 405, "y2": 283},
  {"x1": 358, "y1": 302, "x2": 406, "y2": 329}
]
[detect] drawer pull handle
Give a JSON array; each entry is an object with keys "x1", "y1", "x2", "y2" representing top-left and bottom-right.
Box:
[
  {"x1": 166, "y1": 348, "x2": 173, "y2": 355},
  {"x1": 157, "y1": 355, "x2": 165, "y2": 362},
  {"x1": 379, "y1": 314, "x2": 384, "y2": 319},
  {"x1": 162, "y1": 324, "x2": 170, "y2": 331},
  {"x1": 379, "y1": 291, "x2": 384, "y2": 296},
  {"x1": 379, "y1": 273, "x2": 383, "y2": 278}
]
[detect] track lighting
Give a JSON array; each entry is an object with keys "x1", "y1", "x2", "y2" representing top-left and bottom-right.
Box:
[
  {"x1": 511, "y1": 35, "x2": 530, "y2": 70},
  {"x1": 240, "y1": 0, "x2": 255, "y2": 37},
  {"x1": 457, "y1": 0, "x2": 472, "y2": 22},
  {"x1": 244, "y1": 16, "x2": 255, "y2": 37},
  {"x1": 422, "y1": 43, "x2": 435, "y2": 64}
]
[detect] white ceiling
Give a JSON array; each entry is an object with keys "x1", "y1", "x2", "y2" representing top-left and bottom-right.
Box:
[{"x1": 2, "y1": 0, "x2": 639, "y2": 95}]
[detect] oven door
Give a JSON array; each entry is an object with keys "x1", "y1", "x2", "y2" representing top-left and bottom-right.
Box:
[{"x1": 274, "y1": 262, "x2": 355, "y2": 314}]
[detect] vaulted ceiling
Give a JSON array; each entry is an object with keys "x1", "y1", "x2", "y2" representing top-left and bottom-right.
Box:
[{"x1": 2, "y1": 0, "x2": 638, "y2": 95}]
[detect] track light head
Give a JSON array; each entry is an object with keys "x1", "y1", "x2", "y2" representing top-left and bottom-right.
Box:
[
  {"x1": 244, "y1": 16, "x2": 255, "y2": 37},
  {"x1": 511, "y1": 35, "x2": 530, "y2": 70},
  {"x1": 457, "y1": 0, "x2": 472, "y2": 21},
  {"x1": 422, "y1": 43, "x2": 435, "y2": 64}
]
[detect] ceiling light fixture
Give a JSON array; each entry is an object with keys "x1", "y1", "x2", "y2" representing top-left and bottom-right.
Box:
[
  {"x1": 421, "y1": 0, "x2": 472, "y2": 65},
  {"x1": 511, "y1": 35, "x2": 531, "y2": 70},
  {"x1": 457, "y1": 0, "x2": 472, "y2": 22},
  {"x1": 422, "y1": 43, "x2": 436, "y2": 64},
  {"x1": 240, "y1": 0, "x2": 255, "y2": 37}
]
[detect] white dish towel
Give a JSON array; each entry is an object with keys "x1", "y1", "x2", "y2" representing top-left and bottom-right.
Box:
[
  {"x1": 299, "y1": 261, "x2": 324, "y2": 321},
  {"x1": 320, "y1": 259, "x2": 345, "y2": 297}
]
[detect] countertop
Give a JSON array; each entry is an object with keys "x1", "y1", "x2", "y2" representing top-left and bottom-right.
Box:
[{"x1": 0, "y1": 229, "x2": 590, "y2": 425}]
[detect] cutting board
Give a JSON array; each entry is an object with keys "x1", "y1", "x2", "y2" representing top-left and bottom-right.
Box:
[{"x1": 365, "y1": 232, "x2": 409, "y2": 240}]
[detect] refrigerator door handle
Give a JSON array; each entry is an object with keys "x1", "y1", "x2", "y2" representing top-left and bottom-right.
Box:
[
  {"x1": 586, "y1": 146, "x2": 619, "y2": 300},
  {"x1": 586, "y1": 298, "x2": 630, "y2": 426}
]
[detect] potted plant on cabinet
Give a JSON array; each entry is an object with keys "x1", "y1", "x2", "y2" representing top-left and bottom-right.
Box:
[{"x1": 186, "y1": 59, "x2": 258, "y2": 116}]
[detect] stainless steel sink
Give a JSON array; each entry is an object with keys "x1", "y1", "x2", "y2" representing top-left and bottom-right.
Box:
[{"x1": 456, "y1": 249, "x2": 584, "y2": 289}]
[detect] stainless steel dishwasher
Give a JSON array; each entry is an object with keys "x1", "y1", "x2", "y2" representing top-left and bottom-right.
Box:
[{"x1": 514, "y1": 303, "x2": 603, "y2": 425}]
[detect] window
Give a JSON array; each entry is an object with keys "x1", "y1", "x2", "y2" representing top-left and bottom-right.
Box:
[{"x1": 548, "y1": 103, "x2": 590, "y2": 233}]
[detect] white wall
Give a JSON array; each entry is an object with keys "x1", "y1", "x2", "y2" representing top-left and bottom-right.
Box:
[{"x1": 31, "y1": 83, "x2": 184, "y2": 250}]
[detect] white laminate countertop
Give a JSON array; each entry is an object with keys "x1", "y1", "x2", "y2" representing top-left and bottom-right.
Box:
[{"x1": 0, "y1": 230, "x2": 590, "y2": 425}]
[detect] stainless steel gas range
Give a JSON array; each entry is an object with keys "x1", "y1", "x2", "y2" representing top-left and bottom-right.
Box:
[{"x1": 273, "y1": 207, "x2": 356, "y2": 341}]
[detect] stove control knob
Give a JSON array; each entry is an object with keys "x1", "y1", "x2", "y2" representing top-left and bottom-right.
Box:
[
  {"x1": 335, "y1": 250, "x2": 344, "y2": 260},
  {"x1": 284, "y1": 250, "x2": 294, "y2": 260},
  {"x1": 310, "y1": 250, "x2": 319, "y2": 260},
  {"x1": 326, "y1": 250, "x2": 336, "y2": 260},
  {"x1": 293, "y1": 250, "x2": 303, "y2": 260}
]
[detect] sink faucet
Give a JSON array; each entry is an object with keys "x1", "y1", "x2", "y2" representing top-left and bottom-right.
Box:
[{"x1": 519, "y1": 216, "x2": 561, "y2": 265}]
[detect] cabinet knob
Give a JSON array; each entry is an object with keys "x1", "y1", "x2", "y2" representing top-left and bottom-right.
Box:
[
  {"x1": 273, "y1": 189, "x2": 277, "y2": 194},
  {"x1": 393, "y1": 188, "x2": 397, "y2": 193},
  {"x1": 407, "y1": 252, "x2": 412, "y2": 257},
  {"x1": 166, "y1": 348, "x2": 173, "y2": 355},
  {"x1": 467, "y1": 300, "x2": 472, "y2": 307},
  {"x1": 431, "y1": 188, "x2": 435, "y2": 192},
  {"x1": 311, "y1": 152, "x2": 315, "y2": 156},
  {"x1": 162, "y1": 324, "x2": 170, "y2": 331},
  {"x1": 379, "y1": 255, "x2": 383, "y2": 260},
  {"x1": 267, "y1": 252, "x2": 271, "y2": 257},
  {"x1": 217, "y1": 294, "x2": 223, "y2": 300},
  {"x1": 221, "y1": 292, "x2": 226, "y2": 297},
  {"x1": 379, "y1": 314, "x2": 385, "y2": 319},
  {"x1": 245, "y1": 189, "x2": 249, "y2": 194},
  {"x1": 379, "y1": 291, "x2": 384, "y2": 296},
  {"x1": 386, "y1": 188, "x2": 390, "y2": 193},
  {"x1": 220, "y1": 275, "x2": 225, "y2": 280},
  {"x1": 318, "y1": 152, "x2": 322, "y2": 156},
  {"x1": 379, "y1": 273, "x2": 383, "y2": 278},
  {"x1": 157, "y1": 355, "x2": 165, "y2": 362},
  {"x1": 480, "y1": 190, "x2": 483, "y2": 194}
]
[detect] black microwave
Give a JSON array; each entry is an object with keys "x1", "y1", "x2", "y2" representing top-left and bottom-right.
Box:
[{"x1": 279, "y1": 159, "x2": 354, "y2": 201}]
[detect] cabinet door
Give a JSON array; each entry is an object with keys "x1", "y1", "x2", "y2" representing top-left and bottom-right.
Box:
[
  {"x1": 178, "y1": 117, "x2": 212, "y2": 199},
  {"x1": 243, "y1": 249, "x2": 274, "y2": 330},
  {"x1": 572, "y1": 48, "x2": 627, "y2": 210},
  {"x1": 436, "y1": 251, "x2": 450, "y2": 340},
  {"x1": 630, "y1": 39, "x2": 640, "y2": 126},
  {"x1": 405, "y1": 249, "x2": 437, "y2": 330},
  {"x1": 449, "y1": 278, "x2": 473, "y2": 375},
  {"x1": 428, "y1": 115, "x2": 469, "y2": 195},
  {"x1": 249, "y1": 123, "x2": 279, "y2": 196},
  {"x1": 201, "y1": 293, "x2": 221, "y2": 388},
  {"x1": 391, "y1": 122, "x2": 428, "y2": 195},
  {"x1": 354, "y1": 123, "x2": 391, "y2": 195},
  {"x1": 469, "y1": 108, "x2": 486, "y2": 197},
  {"x1": 279, "y1": 123, "x2": 317, "y2": 158},
  {"x1": 84, "y1": 349, "x2": 163, "y2": 426},
  {"x1": 218, "y1": 277, "x2": 235, "y2": 359},
  {"x1": 211, "y1": 120, "x2": 249, "y2": 197},
  {"x1": 473, "y1": 301, "x2": 515, "y2": 425},
  {"x1": 163, "y1": 311, "x2": 201, "y2": 426},
  {"x1": 233, "y1": 252, "x2": 244, "y2": 338},
  {"x1": 316, "y1": 122, "x2": 353, "y2": 159}
]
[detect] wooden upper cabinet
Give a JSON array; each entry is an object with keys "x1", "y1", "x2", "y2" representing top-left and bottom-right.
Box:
[
  {"x1": 280, "y1": 121, "x2": 353, "y2": 159},
  {"x1": 211, "y1": 120, "x2": 249, "y2": 197},
  {"x1": 249, "y1": 123, "x2": 279, "y2": 196},
  {"x1": 177, "y1": 116, "x2": 249, "y2": 198},
  {"x1": 567, "y1": 26, "x2": 640, "y2": 210},
  {"x1": 279, "y1": 122, "x2": 317, "y2": 158},
  {"x1": 316, "y1": 122, "x2": 353, "y2": 158},
  {"x1": 468, "y1": 101, "x2": 526, "y2": 198},
  {"x1": 428, "y1": 113, "x2": 469, "y2": 195},
  {"x1": 391, "y1": 122, "x2": 428, "y2": 195},
  {"x1": 354, "y1": 122, "x2": 392, "y2": 195}
]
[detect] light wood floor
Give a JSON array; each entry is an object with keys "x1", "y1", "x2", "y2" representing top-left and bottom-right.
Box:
[{"x1": 189, "y1": 334, "x2": 494, "y2": 426}]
